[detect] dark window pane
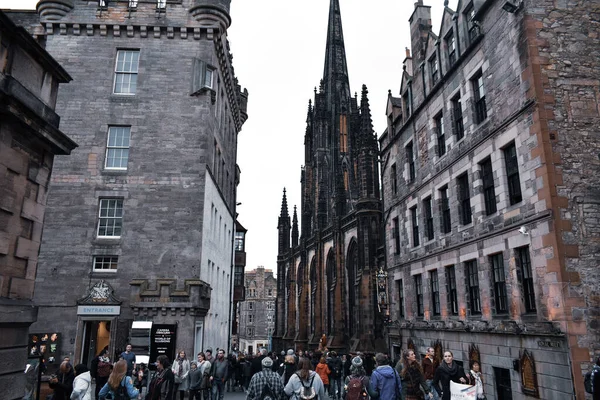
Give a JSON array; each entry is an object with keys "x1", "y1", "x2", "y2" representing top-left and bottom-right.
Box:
[
  {"x1": 517, "y1": 246, "x2": 536, "y2": 312},
  {"x1": 481, "y1": 157, "x2": 497, "y2": 215},
  {"x1": 504, "y1": 143, "x2": 523, "y2": 205},
  {"x1": 446, "y1": 266, "x2": 458, "y2": 315},
  {"x1": 430, "y1": 270, "x2": 440, "y2": 316},
  {"x1": 415, "y1": 274, "x2": 424, "y2": 316},
  {"x1": 491, "y1": 253, "x2": 508, "y2": 314},
  {"x1": 457, "y1": 174, "x2": 472, "y2": 225},
  {"x1": 465, "y1": 260, "x2": 481, "y2": 314}
]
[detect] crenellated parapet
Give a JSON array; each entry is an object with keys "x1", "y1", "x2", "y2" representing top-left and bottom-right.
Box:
[
  {"x1": 129, "y1": 278, "x2": 211, "y2": 317},
  {"x1": 36, "y1": 0, "x2": 74, "y2": 21}
]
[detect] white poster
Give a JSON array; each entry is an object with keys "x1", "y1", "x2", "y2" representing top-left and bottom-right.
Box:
[{"x1": 450, "y1": 381, "x2": 477, "y2": 400}]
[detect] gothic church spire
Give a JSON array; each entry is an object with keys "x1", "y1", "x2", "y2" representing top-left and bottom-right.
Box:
[{"x1": 323, "y1": 0, "x2": 351, "y2": 111}]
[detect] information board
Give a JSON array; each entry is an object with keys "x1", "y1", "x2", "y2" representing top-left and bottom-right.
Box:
[{"x1": 150, "y1": 324, "x2": 177, "y2": 364}]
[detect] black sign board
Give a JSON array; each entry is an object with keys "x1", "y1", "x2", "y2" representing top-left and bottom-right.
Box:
[{"x1": 150, "y1": 324, "x2": 177, "y2": 365}]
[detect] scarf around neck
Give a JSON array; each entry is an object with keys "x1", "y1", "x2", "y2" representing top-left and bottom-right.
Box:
[
  {"x1": 441, "y1": 361, "x2": 458, "y2": 375},
  {"x1": 176, "y1": 356, "x2": 186, "y2": 376}
]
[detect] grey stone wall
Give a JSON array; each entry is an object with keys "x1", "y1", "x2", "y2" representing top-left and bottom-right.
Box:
[
  {"x1": 22, "y1": 0, "x2": 247, "y2": 362},
  {"x1": 239, "y1": 267, "x2": 277, "y2": 348}
]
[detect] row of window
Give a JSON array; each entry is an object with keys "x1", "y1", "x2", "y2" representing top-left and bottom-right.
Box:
[
  {"x1": 401, "y1": 4, "x2": 480, "y2": 125},
  {"x1": 245, "y1": 288, "x2": 275, "y2": 298},
  {"x1": 246, "y1": 301, "x2": 275, "y2": 310},
  {"x1": 241, "y1": 313, "x2": 274, "y2": 324},
  {"x1": 392, "y1": 70, "x2": 486, "y2": 192},
  {"x1": 391, "y1": 141, "x2": 522, "y2": 251},
  {"x1": 397, "y1": 246, "x2": 536, "y2": 319},
  {"x1": 98, "y1": 1, "x2": 167, "y2": 11},
  {"x1": 112, "y1": 50, "x2": 215, "y2": 95}
]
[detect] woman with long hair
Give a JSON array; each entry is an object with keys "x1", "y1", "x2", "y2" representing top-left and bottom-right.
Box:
[
  {"x1": 98, "y1": 360, "x2": 139, "y2": 399},
  {"x1": 432, "y1": 351, "x2": 467, "y2": 400},
  {"x1": 399, "y1": 350, "x2": 433, "y2": 400},
  {"x1": 197, "y1": 352, "x2": 211, "y2": 400},
  {"x1": 171, "y1": 350, "x2": 190, "y2": 400},
  {"x1": 284, "y1": 357, "x2": 326, "y2": 400},
  {"x1": 148, "y1": 355, "x2": 175, "y2": 400}
]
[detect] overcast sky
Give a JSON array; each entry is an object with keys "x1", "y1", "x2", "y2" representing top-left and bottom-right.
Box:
[{"x1": 0, "y1": 0, "x2": 451, "y2": 274}]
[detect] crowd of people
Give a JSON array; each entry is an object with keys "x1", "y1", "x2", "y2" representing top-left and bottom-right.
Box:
[{"x1": 45, "y1": 344, "x2": 600, "y2": 400}]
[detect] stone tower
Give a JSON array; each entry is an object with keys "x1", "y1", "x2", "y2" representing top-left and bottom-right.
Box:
[{"x1": 6, "y1": 0, "x2": 248, "y2": 365}]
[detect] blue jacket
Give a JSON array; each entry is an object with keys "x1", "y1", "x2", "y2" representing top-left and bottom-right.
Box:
[
  {"x1": 371, "y1": 365, "x2": 402, "y2": 400},
  {"x1": 99, "y1": 376, "x2": 139, "y2": 399}
]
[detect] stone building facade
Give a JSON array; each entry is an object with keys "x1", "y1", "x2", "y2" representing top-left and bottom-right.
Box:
[
  {"x1": 380, "y1": 1, "x2": 599, "y2": 399},
  {"x1": 0, "y1": 10, "x2": 76, "y2": 399},
  {"x1": 7, "y1": 0, "x2": 248, "y2": 366},
  {"x1": 274, "y1": 0, "x2": 386, "y2": 353},
  {"x1": 238, "y1": 266, "x2": 276, "y2": 354}
]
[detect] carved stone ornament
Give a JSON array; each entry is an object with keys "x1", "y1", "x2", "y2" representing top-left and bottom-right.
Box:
[
  {"x1": 520, "y1": 350, "x2": 540, "y2": 398},
  {"x1": 469, "y1": 344, "x2": 481, "y2": 367},
  {"x1": 78, "y1": 280, "x2": 122, "y2": 305},
  {"x1": 433, "y1": 340, "x2": 444, "y2": 367}
]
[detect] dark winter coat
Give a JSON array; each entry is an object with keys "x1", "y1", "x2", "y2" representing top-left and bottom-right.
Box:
[
  {"x1": 49, "y1": 368, "x2": 75, "y2": 400},
  {"x1": 327, "y1": 356, "x2": 343, "y2": 380},
  {"x1": 432, "y1": 361, "x2": 467, "y2": 400}
]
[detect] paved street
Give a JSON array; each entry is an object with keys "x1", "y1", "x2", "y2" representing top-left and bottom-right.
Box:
[{"x1": 223, "y1": 391, "x2": 247, "y2": 400}]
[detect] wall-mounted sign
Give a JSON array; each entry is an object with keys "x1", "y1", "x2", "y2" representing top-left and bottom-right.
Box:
[
  {"x1": 150, "y1": 324, "x2": 177, "y2": 364},
  {"x1": 28, "y1": 332, "x2": 61, "y2": 375},
  {"x1": 537, "y1": 340, "x2": 561, "y2": 348},
  {"x1": 77, "y1": 305, "x2": 121, "y2": 315}
]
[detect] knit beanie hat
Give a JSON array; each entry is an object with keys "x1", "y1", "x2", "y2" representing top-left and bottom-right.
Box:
[{"x1": 352, "y1": 356, "x2": 363, "y2": 367}]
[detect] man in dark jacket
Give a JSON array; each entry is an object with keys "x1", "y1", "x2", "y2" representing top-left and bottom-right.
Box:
[
  {"x1": 210, "y1": 349, "x2": 229, "y2": 400},
  {"x1": 327, "y1": 351, "x2": 343, "y2": 399},
  {"x1": 251, "y1": 348, "x2": 267, "y2": 376},
  {"x1": 49, "y1": 361, "x2": 75, "y2": 400}
]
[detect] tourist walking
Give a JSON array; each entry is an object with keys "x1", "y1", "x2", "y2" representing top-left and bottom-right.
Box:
[
  {"x1": 315, "y1": 356, "x2": 331, "y2": 395},
  {"x1": 432, "y1": 351, "x2": 467, "y2": 400},
  {"x1": 120, "y1": 345, "x2": 137, "y2": 377},
  {"x1": 342, "y1": 356, "x2": 378, "y2": 400},
  {"x1": 398, "y1": 350, "x2": 433, "y2": 400},
  {"x1": 71, "y1": 364, "x2": 92, "y2": 400},
  {"x1": 147, "y1": 355, "x2": 175, "y2": 400},
  {"x1": 98, "y1": 360, "x2": 139, "y2": 399},
  {"x1": 196, "y1": 352, "x2": 212, "y2": 400},
  {"x1": 246, "y1": 357, "x2": 286, "y2": 400},
  {"x1": 328, "y1": 351, "x2": 343, "y2": 399},
  {"x1": 91, "y1": 348, "x2": 112, "y2": 400},
  {"x1": 370, "y1": 353, "x2": 402, "y2": 400},
  {"x1": 466, "y1": 361, "x2": 486, "y2": 400},
  {"x1": 172, "y1": 350, "x2": 191, "y2": 400},
  {"x1": 284, "y1": 357, "x2": 326, "y2": 400},
  {"x1": 210, "y1": 349, "x2": 228, "y2": 400},
  {"x1": 422, "y1": 348, "x2": 438, "y2": 400},
  {"x1": 49, "y1": 361, "x2": 75, "y2": 400}
]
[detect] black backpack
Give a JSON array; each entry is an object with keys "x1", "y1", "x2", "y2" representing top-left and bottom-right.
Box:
[{"x1": 260, "y1": 381, "x2": 276, "y2": 400}]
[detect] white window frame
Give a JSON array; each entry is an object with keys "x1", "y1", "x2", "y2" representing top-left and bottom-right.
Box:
[
  {"x1": 248, "y1": 314, "x2": 254, "y2": 324},
  {"x1": 104, "y1": 126, "x2": 131, "y2": 170},
  {"x1": 113, "y1": 50, "x2": 140, "y2": 95},
  {"x1": 93, "y1": 255, "x2": 118, "y2": 272},
  {"x1": 248, "y1": 302, "x2": 253, "y2": 310},
  {"x1": 97, "y1": 199, "x2": 124, "y2": 238}
]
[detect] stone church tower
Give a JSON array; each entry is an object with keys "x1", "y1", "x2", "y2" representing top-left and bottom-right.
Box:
[{"x1": 274, "y1": 0, "x2": 385, "y2": 353}]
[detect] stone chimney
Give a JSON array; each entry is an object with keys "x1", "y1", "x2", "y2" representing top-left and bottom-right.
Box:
[{"x1": 408, "y1": 0, "x2": 432, "y2": 69}]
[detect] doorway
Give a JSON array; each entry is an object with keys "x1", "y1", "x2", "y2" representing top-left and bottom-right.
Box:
[
  {"x1": 494, "y1": 367, "x2": 513, "y2": 400},
  {"x1": 81, "y1": 321, "x2": 111, "y2": 367}
]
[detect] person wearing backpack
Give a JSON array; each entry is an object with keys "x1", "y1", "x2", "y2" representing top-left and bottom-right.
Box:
[
  {"x1": 342, "y1": 356, "x2": 378, "y2": 400},
  {"x1": 284, "y1": 357, "x2": 326, "y2": 400},
  {"x1": 246, "y1": 357, "x2": 286, "y2": 400},
  {"x1": 98, "y1": 360, "x2": 139, "y2": 400},
  {"x1": 315, "y1": 357, "x2": 331, "y2": 395},
  {"x1": 370, "y1": 353, "x2": 402, "y2": 400},
  {"x1": 328, "y1": 352, "x2": 343, "y2": 400}
]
